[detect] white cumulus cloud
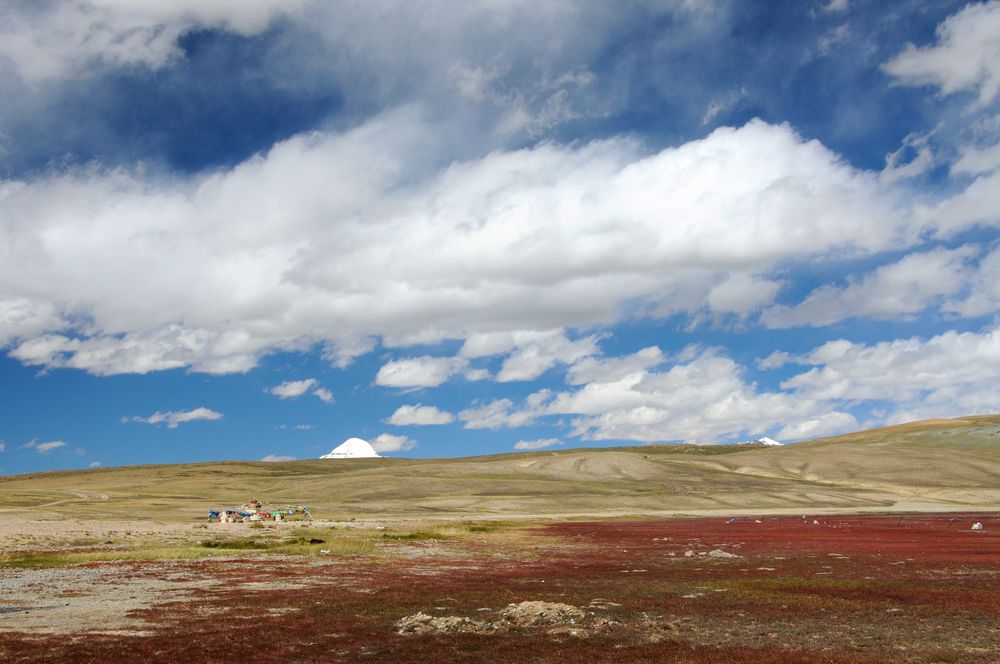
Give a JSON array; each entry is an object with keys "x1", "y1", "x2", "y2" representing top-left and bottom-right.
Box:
[
  {"x1": 566, "y1": 346, "x2": 665, "y2": 385},
  {"x1": 705, "y1": 273, "x2": 782, "y2": 316},
  {"x1": 387, "y1": 404, "x2": 455, "y2": 426},
  {"x1": 269, "y1": 378, "x2": 334, "y2": 404},
  {"x1": 127, "y1": 406, "x2": 223, "y2": 428},
  {"x1": 762, "y1": 246, "x2": 977, "y2": 328},
  {"x1": 376, "y1": 356, "x2": 469, "y2": 389},
  {"x1": 456, "y1": 342, "x2": 868, "y2": 444},
  {"x1": 495, "y1": 333, "x2": 601, "y2": 382},
  {"x1": 312, "y1": 387, "x2": 334, "y2": 404},
  {"x1": 270, "y1": 378, "x2": 319, "y2": 398},
  {"x1": 781, "y1": 326, "x2": 1000, "y2": 416},
  {"x1": 371, "y1": 433, "x2": 417, "y2": 453},
  {"x1": 944, "y1": 245, "x2": 1000, "y2": 316},
  {"x1": 883, "y1": 0, "x2": 1000, "y2": 108},
  {"x1": 776, "y1": 412, "x2": 859, "y2": 441},
  {"x1": 952, "y1": 142, "x2": 1000, "y2": 177},
  {"x1": 0, "y1": 0, "x2": 308, "y2": 83},
  {"x1": 513, "y1": 438, "x2": 562, "y2": 450},
  {"x1": 554, "y1": 351, "x2": 846, "y2": 444},
  {"x1": 23, "y1": 440, "x2": 67, "y2": 454},
  {"x1": 458, "y1": 392, "x2": 549, "y2": 430},
  {"x1": 0, "y1": 117, "x2": 909, "y2": 377}
]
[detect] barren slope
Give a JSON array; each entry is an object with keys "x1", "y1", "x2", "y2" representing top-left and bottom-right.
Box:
[
  {"x1": 1, "y1": 416, "x2": 998, "y2": 522},
  {"x1": 687, "y1": 415, "x2": 1000, "y2": 506}
]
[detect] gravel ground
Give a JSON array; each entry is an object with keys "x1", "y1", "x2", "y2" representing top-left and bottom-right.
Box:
[{"x1": 0, "y1": 562, "x2": 213, "y2": 635}]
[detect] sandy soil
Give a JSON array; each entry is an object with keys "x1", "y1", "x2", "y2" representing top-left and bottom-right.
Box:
[
  {"x1": 0, "y1": 562, "x2": 214, "y2": 635},
  {"x1": 0, "y1": 519, "x2": 195, "y2": 547}
]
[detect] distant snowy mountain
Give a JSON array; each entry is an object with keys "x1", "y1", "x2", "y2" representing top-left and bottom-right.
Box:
[
  {"x1": 735, "y1": 436, "x2": 783, "y2": 447},
  {"x1": 319, "y1": 437, "x2": 381, "y2": 459}
]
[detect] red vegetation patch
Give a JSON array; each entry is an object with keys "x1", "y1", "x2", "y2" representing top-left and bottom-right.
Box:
[
  {"x1": 541, "y1": 513, "x2": 1000, "y2": 563},
  {"x1": 1, "y1": 513, "x2": 998, "y2": 663}
]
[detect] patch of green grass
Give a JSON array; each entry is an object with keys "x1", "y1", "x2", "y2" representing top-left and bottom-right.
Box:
[
  {"x1": 0, "y1": 529, "x2": 377, "y2": 568},
  {"x1": 381, "y1": 530, "x2": 446, "y2": 541},
  {"x1": 196, "y1": 527, "x2": 377, "y2": 556},
  {"x1": 0, "y1": 547, "x2": 245, "y2": 568},
  {"x1": 199, "y1": 538, "x2": 273, "y2": 550},
  {"x1": 462, "y1": 520, "x2": 512, "y2": 533},
  {"x1": 378, "y1": 520, "x2": 514, "y2": 541}
]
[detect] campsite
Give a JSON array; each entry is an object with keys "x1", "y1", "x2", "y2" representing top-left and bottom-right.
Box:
[{"x1": 208, "y1": 499, "x2": 310, "y2": 523}]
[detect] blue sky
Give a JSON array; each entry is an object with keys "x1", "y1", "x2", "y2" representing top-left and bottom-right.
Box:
[{"x1": 2, "y1": 0, "x2": 1000, "y2": 474}]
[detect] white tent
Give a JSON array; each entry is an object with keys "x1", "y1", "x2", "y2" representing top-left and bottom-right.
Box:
[{"x1": 319, "y1": 437, "x2": 381, "y2": 459}]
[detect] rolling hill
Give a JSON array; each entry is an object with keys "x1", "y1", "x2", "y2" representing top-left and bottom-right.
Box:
[{"x1": 2, "y1": 416, "x2": 999, "y2": 522}]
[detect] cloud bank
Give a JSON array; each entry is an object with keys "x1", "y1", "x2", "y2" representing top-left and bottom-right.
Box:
[{"x1": 1, "y1": 117, "x2": 917, "y2": 377}]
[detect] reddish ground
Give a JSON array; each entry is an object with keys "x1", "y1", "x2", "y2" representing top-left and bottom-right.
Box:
[{"x1": 2, "y1": 513, "x2": 999, "y2": 663}]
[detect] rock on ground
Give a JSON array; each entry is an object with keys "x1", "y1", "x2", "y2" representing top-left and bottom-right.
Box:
[
  {"x1": 498, "y1": 601, "x2": 586, "y2": 628},
  {"x1": 396, "y1": 600, "x2": 679, "y2": 642}
]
